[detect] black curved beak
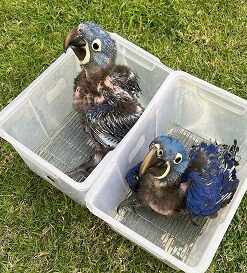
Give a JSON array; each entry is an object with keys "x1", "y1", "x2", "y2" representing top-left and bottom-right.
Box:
[
  {"x1": 64, "y1": 27, "x2": 87, "y2": 61},
  {"x1": 139, "y1": 147, "x2": 158, "y2": 177},
  {"x1": 139, "y1": 147, "x2": 171, "y2": 179}
]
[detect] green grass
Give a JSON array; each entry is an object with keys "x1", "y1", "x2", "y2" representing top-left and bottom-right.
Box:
[{"x1": 0, "y1": 0, "x2": 247, "y2": 272}]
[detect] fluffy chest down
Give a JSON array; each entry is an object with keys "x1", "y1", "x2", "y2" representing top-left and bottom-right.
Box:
[
  {"x1": 137, "y1": 174, "x2": 188, "y2": 216},
  {"x1": 73, "y1": 70, "x2": 107, "y2": 114},
  {"x1": 82, "y1": 65, "x2": 143, "y2": 148}
]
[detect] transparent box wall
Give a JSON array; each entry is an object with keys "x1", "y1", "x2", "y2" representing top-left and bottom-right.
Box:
[{"x1": 0, "y1": 34, "x2": 172, "y2": 204}]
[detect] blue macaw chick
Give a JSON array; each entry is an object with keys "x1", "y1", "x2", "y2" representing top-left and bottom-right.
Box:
[
  {"x1": 64, "y1": 22, "x2": 143, "y2": 177},
  {"x1": 119, "y1": 135, "x2": 239, "y2": 218}
]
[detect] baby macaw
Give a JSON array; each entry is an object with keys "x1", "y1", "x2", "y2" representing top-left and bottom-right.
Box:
[
  {"x1": 64, "y1": 22, "x2": 143, "y2": 177},
  {"x1": 119, "y1": 135, "x2": 239, "y2": 218}
]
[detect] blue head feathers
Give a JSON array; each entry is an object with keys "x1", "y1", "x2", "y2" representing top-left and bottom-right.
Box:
[
  {"x1": 64, "y1": 22, "x2": 117, "y2": 70},
  {"x1": 139, "y1": 135, "x2": 188, "y2": 181}
]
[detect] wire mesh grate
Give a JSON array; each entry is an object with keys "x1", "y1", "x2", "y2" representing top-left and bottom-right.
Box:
[
  {"x1": 34, "y1": 111, "x2": 94, "y2": 182},
  {"x1": 115, "y1": 124, "x2": 209, "y2": 262}
]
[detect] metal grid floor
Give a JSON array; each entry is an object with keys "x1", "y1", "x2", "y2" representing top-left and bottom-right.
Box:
[
  {"x1": 115, "y1": 125, "x2": 209, "y2": 263},
  {"x1": 35, "y1": 111, "x2": 94, "y2": 182}
]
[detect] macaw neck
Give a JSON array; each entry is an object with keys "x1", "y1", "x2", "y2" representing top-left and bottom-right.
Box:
[
  {"x1": 161, "y1": 159, "x2": 189, "y2": 185},
  {"x1": 83, "y1": 58, "x2": 116, "y2": 83},
  {"x1": 160, "y1": 169, "x2": 182, "y2": 185}
]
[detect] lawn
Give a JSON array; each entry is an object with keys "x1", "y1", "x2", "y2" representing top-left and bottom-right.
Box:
[{"x1": 0, "y1": 0, "x2": 246, "y2": 272}]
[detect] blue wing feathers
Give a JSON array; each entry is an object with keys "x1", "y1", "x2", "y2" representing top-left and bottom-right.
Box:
[
  {"x1": 125, "y1": 162, "x2": 142, "y2": 192},
  {"x1": 185, "y1": 141, "x2": 239, "y2": 216}
]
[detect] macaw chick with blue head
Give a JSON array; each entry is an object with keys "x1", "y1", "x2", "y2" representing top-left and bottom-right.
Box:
[
  {"x1": 64, "y1": 22, "x2": 117, "y2": 81},
  {"x1": 119, "y1": 135, "x2": 239, "y2": 218},
  {"x1": 64, "y1": 22, "x2": 143, "y2": 177}
]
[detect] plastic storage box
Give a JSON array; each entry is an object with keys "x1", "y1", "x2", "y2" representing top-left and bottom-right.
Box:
[
  {"x1": 0, "y1": 33, "x2": 172, "y2": 205},
  {"x1": 86, "y1": 71, "x2": 247, "y2": 273}
]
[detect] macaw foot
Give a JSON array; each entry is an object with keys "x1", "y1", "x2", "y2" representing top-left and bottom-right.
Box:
[
  {"x1": 208, "y1": 212, "x2": 218, "y2": 219},
  {"x1": 175, "y1": 208, "x2": 186, "y2": 214},
  {"x1": 65, "y1": 156, "x2": 98, "y2": 180},
  {"x1": 66, "y1": 142, "x2": 110, "y2": 181},
  {"x1": 78, "y1": 158, "x2": 98, "y2": 173},
  {"x1": 117, "y1": 194, "x2": 140, "y2": 214},
  {"x1": 189, "y1": 216, "x2": 200, "y2": 227}
]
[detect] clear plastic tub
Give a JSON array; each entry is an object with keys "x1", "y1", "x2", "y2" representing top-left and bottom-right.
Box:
[
  {"x1": 85, "y1": 71, "x2": 247, "y2": 273},
  {"x1": 0, "y1": 33, "x2": 172, "y2": 205}
]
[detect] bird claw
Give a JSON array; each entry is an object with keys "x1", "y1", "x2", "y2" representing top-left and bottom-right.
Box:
[
  {"x1": 81, "y1": 159, "x2": 98, "y2": 173},
  {"x1": 208, "y1": 212, "x2": 218, "y2": 219},
  {"x1": 117, "y1": 199, "x2": 130, "y2": 214},
  {"x1": 117, "y1": 201, "x2": 125, "y2": 214},
  {"x1": 187, "y1": 214, "x2": 203, "y2": 227},
  {"x1": 65, "y1": 160, "x2": 95, "y2": 180},
  {"x1": 117, "y1": 194, "x2": 139, "y2": 214},
  {"x1": 190, "y1": 218, "x2": 200, "y2": 227},
  {"x1": 65, "y1": 167, "x2": 90, "y2": 181}
]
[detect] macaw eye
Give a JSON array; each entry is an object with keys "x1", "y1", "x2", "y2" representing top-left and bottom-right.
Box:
[
  {"x1": 92, "y1": 39, "x2": 102, "y2": 51},
  {"x1": 157, "y1": 149, "x2": 164, "y2": 157},
  {"x1": 174, "y1": 153, "x2": 182, "y2": 164}
]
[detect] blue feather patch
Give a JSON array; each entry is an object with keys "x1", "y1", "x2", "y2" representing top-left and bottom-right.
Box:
[
  {"x1": 125, "y1": 162, "x2": 142, "y2": 192},
  {"x1": 184, "y1": 142, "x2": 239, "y2": 216}
]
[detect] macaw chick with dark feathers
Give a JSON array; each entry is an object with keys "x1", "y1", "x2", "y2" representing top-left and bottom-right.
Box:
[
  {"x1": 118, "y1": 135, "x2": 239, "y2": 218},
  {"x1": 64, "y1": 22, "x2": 143, "y2": 176}
]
